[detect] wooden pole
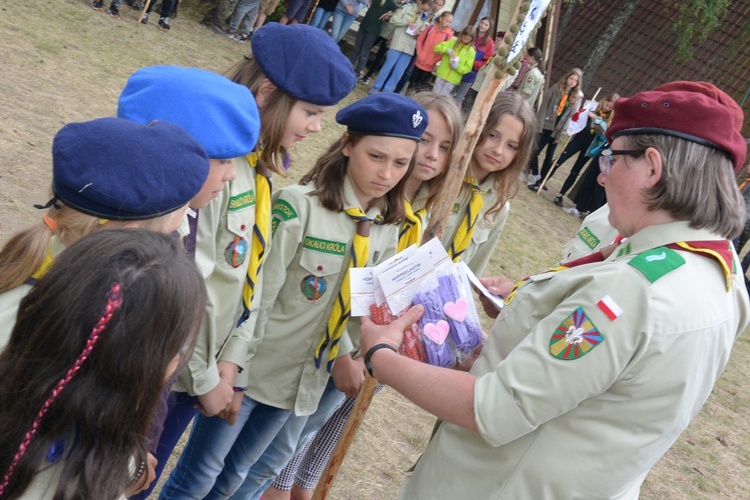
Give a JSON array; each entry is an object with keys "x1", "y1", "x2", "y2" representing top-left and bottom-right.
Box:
[
  {"x1": 136, "y1": 0, "x2": 152, "y2": 26},
  {"x1": 313, "y1": 2, "x2": 550, "y2": 498}
]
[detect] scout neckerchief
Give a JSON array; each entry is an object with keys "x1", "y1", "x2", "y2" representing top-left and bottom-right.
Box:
[
  {"x1": 238, "y1": 151, "x2": 271, "y2": 326},
  {"x1": 504, "y1": 238, "x2": 735, "y2": 304},
  {"x1": 449, "y1": 176, "x2": 486, "y2": 262},
  {"x1": 314, "y1": 208, "x2": 382, "y2": 372},
  {"x1": 399, "y1": 200, "x2": 424, "y2": 252},
  {"x1": 556, "y1": 91, "x2": 570, "y2": 117}
]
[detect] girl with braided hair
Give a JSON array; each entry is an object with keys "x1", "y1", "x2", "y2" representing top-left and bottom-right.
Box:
[{"x1": 0, "y1": 229, "x2": 206, "y2": 499}]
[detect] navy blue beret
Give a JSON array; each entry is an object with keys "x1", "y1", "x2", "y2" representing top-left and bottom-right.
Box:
[
  {"x1": 251, "y1": 23, "x2": 355, "y2": 105},
  {"x1": 117, "y1": 66, "x2": 260, "y2": 159},
  {"x1": 336, "y1": 94, "x2": 429, "y2": 141},
  {"x1": 52, "y1": 118, "x2": 209, "y2": 220}
]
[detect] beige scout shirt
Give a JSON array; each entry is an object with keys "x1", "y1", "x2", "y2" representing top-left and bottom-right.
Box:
[
  {"x1": 519, "y1": 65, "x2": 544, "y2": 108},
  {"x1": 174, "y1": 155, "x2": 265, "y2": 394},
  {"x1": 245, "y1": 178, "x2": 398, "y2": 416},
  {"x1": 402, "y1": 221, "x2": 749, "y2": 499},
  {"x1": 0, "y1": 236, "x2": 67, "y2": 349},
  {"x1": 562, "y1": 204, "x2": 620, "y2": 261},
  {"x1": 388, "y1": 3, "x2": 429, "y2": 55},
  {"x1": 439, "y1": 175, "x2": 510, "y2": 276}
]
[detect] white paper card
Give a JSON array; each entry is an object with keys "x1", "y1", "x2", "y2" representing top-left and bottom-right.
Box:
[
  {"x1": 378, "y1": 238, "x2": 451, "y2": 314},
  {"x1": 350, "y1": 268, "x2": 375, "y2": 317},
  {"x1": 460, "y1": 261, "x2": 505, "y2": 311},
  {"x1": 372, "y1": 244, "x2": 418, "y2": 306}
]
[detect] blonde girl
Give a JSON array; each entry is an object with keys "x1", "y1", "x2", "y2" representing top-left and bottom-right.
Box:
[
  {"x1": 0, "y1": 118, "x2": 209, "y2": 349},
  {"x1": 257, "y1": 92, "x2": 464, "y2": 500},
  {"x1": 526, "y1": 67, "x2": 584, "y2": 184},
  {"x1": 433, "y1": 26, "x2": 477, "y2": 95},
  {"x1": 129, "y1": 24, "x2": 356, "y2": 500},
  {"x1": 442, "y1": 92, "x2": 537, "y2": 275},
  {"x1": 160, "y1": 93, "x2": 426, "y2": 499}
]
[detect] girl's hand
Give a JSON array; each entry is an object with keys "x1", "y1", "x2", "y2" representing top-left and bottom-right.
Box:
[
  {"x1": 196, "y1": 379, "x2": 234, "y2": 417},
  {"x1": 331, "y1": 354, "x2": 366, "y2": 397},
  {"x1": 346, "y1": 4, "x2": 354, "y2": 14},
  {"x1": 476, "y1": 276, "x2": 514, "y2": 318},
  {"x1": 218, "y1": 391, "x2": 245, "y2": 425},
  {"x1": 360, "y1": 305, "x2": 425, "y2": 354}
]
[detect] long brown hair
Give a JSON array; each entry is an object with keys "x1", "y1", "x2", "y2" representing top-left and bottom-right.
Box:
[
  {"x1": 409, "y1": 92, "x2": 464, "y2": 212},
  {"x1": 595, "y1": 93, "x2": 620, "y2": 126},
  {"x1": 475, "y1": 93, "x2": 538, "y2": 218},
  {"x1": 300, "y1": 134, "x2": 416, "y2": 225},
  {"x1": 476, "y1": 16, "x2": 494, "y2": 46},
  {"x1": 557, "y1": 67, "x2": 583, "y2": 99},
  {"x1": 0, "y1": 199, "x2": 176, "y2": 293},
  {"x1": 0, "y1": 229, "x2": 205, "y2": 499},
  {"x1": 226, "y1": 55, "x2": 296, "y2": 176}
]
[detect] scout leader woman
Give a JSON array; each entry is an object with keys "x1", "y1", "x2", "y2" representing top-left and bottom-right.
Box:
[
  {"x1": 117, "y1": 65, "x2": 261, "y2": 499},
  {"x1": 361, "y1": 81, "x2": 749, "y2": 499},
  {"x1": 0, "y1": 229, "x2": 206, "y2": 500},
  {"x1": 238, "y1": 92, "x2": 465, "y2": 500},
  {"x1": 0, "y1": 118, "x2": 209, "y2": 349},
  {"x1": 441, "y1": 92, "x2": 537, "y2": 275},
  {"x1": 162, "y1": 94, "x2": 429, "y2": 499}
]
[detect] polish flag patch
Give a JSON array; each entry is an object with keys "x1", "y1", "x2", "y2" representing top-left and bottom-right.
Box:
[{"x1": 596, "y1": 295, "x2": 623, "y2": 321}]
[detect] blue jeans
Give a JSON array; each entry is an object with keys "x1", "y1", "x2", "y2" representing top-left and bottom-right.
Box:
[
  {"x1": 330, "y1": 10, "x2": 355, "y2": 43},
  {"x1": 158, "y1": 396, "x2": 292, "y2": 499},
  {"x1": 309, "y1": 7, "x2": 333, "y2": 30},
  {"x1": 228, "y1": 0, "x2": 262, "y2": 34},
  {"x1": 230, "y1": 379, "x2": 346, "y2": 499},
  {"x1": 374, "y1": 50, "x2": 413, "y2": 93}
]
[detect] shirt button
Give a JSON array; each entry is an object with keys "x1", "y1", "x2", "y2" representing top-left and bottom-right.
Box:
[
  {"x1": 241, "y1": 224, "x2": 246, "y2": 231},
  {"x1": 317, "y1": 266, "x2": 323, "y2": 271}
]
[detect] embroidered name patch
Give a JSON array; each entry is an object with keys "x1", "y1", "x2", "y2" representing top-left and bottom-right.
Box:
[
  {"x1": 577, "y1": 226, "x2": 600, "y2": 250},
  {"x1": 228, "y1": 190, "x2": 256, "y2": 212},
  {"x1": 550, "y1": 307, "x2": 603, "y2": 360},
  {"x1": 272, "y1": 199, "x2": 297, "y2": 220},
  {"x1": 303, "y1": 236, "x2": 347, "y2": 256}
]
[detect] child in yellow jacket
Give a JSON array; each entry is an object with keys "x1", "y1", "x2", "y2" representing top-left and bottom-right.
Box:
[{"x1": 433, "y1": 26, "x2": 476, "y2": 95}]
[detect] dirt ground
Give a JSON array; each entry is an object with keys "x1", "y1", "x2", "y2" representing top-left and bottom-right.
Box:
[{"x1": 1, "y1": 1, "x2": 748, "y2": 498}]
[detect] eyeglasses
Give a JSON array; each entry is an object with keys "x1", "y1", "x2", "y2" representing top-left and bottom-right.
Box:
[{"x1": 598, "y1": 149, "x2": 646, "y2": 175}]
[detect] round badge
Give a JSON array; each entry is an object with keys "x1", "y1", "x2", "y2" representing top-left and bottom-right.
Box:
[
  {"x1": 224, "y1": 236, "x2": 248, "y2": 268},
  {"x1": 301, "y1": 274, "x2": 327, "y2": 300}
]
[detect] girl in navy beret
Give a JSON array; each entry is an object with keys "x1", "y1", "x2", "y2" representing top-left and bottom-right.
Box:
[
  {"x1": 255, "y1": 91, "x2": 465, "y2": 500},
  {"x1": 158, "y1": 23, "x2": 357, "y2": 499},
  {"x1": 162, "y1": 93, "x2": 427, "y2": 499},
  {"x1": 441, "y1": 92, "x2": 538, "y2": 276},
  {"x1": 0, "y1": 229, "x2": 206, "y2": 499}
]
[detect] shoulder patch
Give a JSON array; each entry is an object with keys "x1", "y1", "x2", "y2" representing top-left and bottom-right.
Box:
[
  {"x1": 228, "y1": 190, "x2": 256, "y2": 212},
  {"x1": 272, "y1": 199, "x2": 297, "y2": 221},
  {"x1": 271, "y1": 217, "x2": 280, "y2": 237},
  {"x1": 303, "y1": 236, "x2": 347, "y2": 256},
  {"x1": 549, "y1": 307, "x2": 603, "y2": 360},
  {"x1": 577, "y1": 226, "x2": 600, "y2": 250},
  {"x1": 451, "y1": 202, "x2": 461, "y2": 215},
  {"x1": 628, "y1": 246, "x2": 685, "y2": 283}
]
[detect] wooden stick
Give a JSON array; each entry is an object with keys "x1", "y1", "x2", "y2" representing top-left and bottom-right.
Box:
[
  {"x1": 313, "y1": 2, "x2": 543, "y2": 497},
  {"x1": 136, "y1": 0, "x2": 152, "y2": 26},
  {"x1": 537, "y1": 87, "x2": 601, "y2": 193}
]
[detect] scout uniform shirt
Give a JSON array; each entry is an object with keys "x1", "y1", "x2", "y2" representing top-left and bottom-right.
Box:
[
  {"x1": 244, "y1": 178, "x2": 398, "y2": 416},
  {"x1": 440, "y1": 175, "x2": 510, "y2": 275},
  {"x1": 0, "y1": 236, "x2": 67, "y2": 349},
  {"x1": 174, "y1": 154, "x2": 265, "y2": 395},
  {"x1": 402, "y1": 221, "x2": 749, "y2": 499}
]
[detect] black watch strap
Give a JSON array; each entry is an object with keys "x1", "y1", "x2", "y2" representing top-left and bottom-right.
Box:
[{"x1": 364, "y1": 343, "x2": 397, "y2": 377}]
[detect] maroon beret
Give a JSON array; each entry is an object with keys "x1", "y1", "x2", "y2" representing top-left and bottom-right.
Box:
[{"x1": 607, "y1": 81, "x2": 747, "y2": 172}]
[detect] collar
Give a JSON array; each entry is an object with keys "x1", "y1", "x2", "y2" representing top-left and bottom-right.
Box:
[
  {"x1": 607, "y1": 221, "x2": 725, "y2": 261},
  {"x1": 342, "y1": 176, "x2": 386, "y2": 220}
]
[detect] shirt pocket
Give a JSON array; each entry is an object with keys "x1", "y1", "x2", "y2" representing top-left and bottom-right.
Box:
[
  {"x1": 295, "y1": 248, "x2": 347, "y2": 306},
  {"x1": 218, "y1": 209, "x2": 253, "y2": 271}
]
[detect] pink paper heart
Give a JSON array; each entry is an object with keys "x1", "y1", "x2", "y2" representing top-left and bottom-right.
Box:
[
  {"x1": 423, "y1": 320, "x2": 450, "y2": 345},
  {"x1": 443, "y1": 298, "x2": 468, "y2": 322}
]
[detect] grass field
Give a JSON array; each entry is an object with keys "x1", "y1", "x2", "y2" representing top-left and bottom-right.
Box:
[{"x1": 1, "y1": 1, "x2": 748, "y2": 498}]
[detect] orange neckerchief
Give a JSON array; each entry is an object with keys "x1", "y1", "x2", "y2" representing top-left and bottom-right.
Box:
[{"x1": 556, "y1": 92, "x2": 569, "y2": 116}]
